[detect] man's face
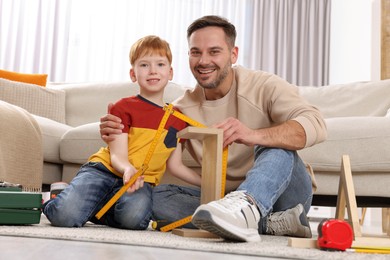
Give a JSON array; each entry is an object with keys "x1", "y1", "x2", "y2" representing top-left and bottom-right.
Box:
[{"x1": 188, "y1": 26, "x2": 237, "y2": 89}]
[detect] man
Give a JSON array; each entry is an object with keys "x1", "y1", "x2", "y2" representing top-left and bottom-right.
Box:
[{"x1": 100, "y1": 15, "x2": 327, "y2": 242}]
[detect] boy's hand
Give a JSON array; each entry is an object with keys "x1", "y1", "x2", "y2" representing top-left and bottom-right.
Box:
[
  {"x1": 123, "y1": 167, "x2": 145, "y2": 194},
  {"x1": 100, "y1": 103, "x2": 124, "y2": 143}
]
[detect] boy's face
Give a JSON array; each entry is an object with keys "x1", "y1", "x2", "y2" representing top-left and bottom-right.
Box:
[{"x1": 130, "y1": 54, "x2": 173, "y2": 94}]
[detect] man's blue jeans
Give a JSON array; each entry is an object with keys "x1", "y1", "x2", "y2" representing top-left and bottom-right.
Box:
[
  {"x1": 43, "y1": 162, "x2": 153, "y2": 229},
  {"x1": 152, "y1": 146, "x2": 313, "y2": 232}
]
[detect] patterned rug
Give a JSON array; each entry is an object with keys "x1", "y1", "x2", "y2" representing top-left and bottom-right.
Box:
[{"x1": 0, "y1": 215, "x2": 385, "y2": 260}]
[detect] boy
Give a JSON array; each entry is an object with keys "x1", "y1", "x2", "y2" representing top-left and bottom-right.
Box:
[{"x1": 43, "y1": 35, "x2": 201, "y2": 230}]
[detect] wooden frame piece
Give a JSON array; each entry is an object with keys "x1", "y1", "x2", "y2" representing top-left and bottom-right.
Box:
[
  {"x1": 383, "y1": 208, "x2": 390, "y2": 235},
  {"x1": 172, "y1": 127, "x2": 224, "y2": 237},
  {"x1": 177, "y1": 127, "x2": 224, "y2": 204},
  {"x1": 289, "y1": 155, "x2": 390, "y2": 249},
  {"x1": 335, "y1": 155, "x2": 361, "y2": 237}
]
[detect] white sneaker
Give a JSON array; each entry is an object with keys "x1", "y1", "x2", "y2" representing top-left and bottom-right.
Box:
[{"x1": 191, "y1": 191, "x2": 261, "y2": 242}]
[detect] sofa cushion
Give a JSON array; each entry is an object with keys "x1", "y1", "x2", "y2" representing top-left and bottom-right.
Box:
[
  {"x1": 60, "y1": 122, "x2": 105, "y2": 164},
  {"x1": 0, "y1": 69, "x2": 48, "y2": 86},
  {"x1": 60, "y1": 121, "x2": 201, "y2": 168},
  {"x1": 298, "y1": 117, "x2": 390, "y2": 172},
  {"x1": 0, "y1": 78, "x2": 66, "y2": 123},
  {"x1": 51, "y1": 81, "x2": 189, "y2": 127},
  {"x1": 33, "y1": 115, "x2": 72, "y2": 163},
  {"x1": 299, "y1": 80, "x2": 390, "y2": 118}
]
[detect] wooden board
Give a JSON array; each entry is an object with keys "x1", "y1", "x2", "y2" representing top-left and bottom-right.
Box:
[
  {"x1": 172, "y1": 127, "x2": 224, "y2": 237},
  {"x1": 177, "y1": 127, "x2": 224, "y2": 204},
  {"x1": 172, "y1": 228, "x2": 220, "y2": 238}
]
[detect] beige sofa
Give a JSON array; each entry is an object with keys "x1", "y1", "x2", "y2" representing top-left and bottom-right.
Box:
[
  {"x1": 1, "y1": 77, "x2": 390, "y2": 206},
  {"x1": 297, "y1": 81, "x2": 390, "y2": 206},
  {"x1": 0, "y1": 100, "x2": 43, "y2": 191}
]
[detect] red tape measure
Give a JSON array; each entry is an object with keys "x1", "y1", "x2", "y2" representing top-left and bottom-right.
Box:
[{"x1": 317, "y1": 219, "x2": 353, "y2": 251}]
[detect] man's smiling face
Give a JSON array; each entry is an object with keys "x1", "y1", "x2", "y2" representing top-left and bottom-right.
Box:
[{"x1": 188, "y1": 26, "x2": 237, "y2": 90}]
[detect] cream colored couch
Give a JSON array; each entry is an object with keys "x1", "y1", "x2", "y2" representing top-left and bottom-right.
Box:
[
  {"x1": 1, "y1": 77, "x2": 390, "y2": 206},
  {"x1": 297, "y1": 81, "x2": 390, "y2": 206},
  {"x1": 0, "y1": 100, "x2": 43, "y2": 191}
]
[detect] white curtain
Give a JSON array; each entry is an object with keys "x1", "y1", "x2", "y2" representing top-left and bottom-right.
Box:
[
  {"x1": 0, "y1": 0, "x2": 330, "y2": 86},
  {"x1": 248, "y1": 0, "x2": 331, "y2": 86},
  {"x1": 0, "y1": 0, "x2": 71, "y2": 79}
]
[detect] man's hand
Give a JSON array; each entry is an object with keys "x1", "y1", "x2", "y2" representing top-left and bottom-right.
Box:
[
  {"x1": 100, "y1": 103, "x2": 124, "y2": 143},
  {"x1": 213, "y1": 117, "x2": 256, "y2": 147},
  {"x1": 214, "y1": 117, "x2": 307, "y2": 150}
]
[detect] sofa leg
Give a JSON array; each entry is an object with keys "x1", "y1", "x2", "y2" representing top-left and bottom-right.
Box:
[
  {"x1": 359, "y1": 208, "x2": 367, "y2": 225},
  {"x1": 382, "y1": 208, "x2": 390, "y2": 235}
]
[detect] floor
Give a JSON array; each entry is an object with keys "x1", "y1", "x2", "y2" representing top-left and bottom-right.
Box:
[
  {"x1": 0, "y1": 235, "x2": 273, "y2": 260},
  {"x1": 0, "y1": 208, "x2": 385, "y2": 260}
]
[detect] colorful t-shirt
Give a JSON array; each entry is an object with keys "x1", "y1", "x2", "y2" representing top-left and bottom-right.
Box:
[{"x1": 89, "y1": 95, "x2": 187, "y2": 185}]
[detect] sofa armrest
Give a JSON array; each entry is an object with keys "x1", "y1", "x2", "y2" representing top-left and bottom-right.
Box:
[
  {"x1": 0, "y1": 78, "x2": 66, "y2": 123},
  {"x1": 0, "y1": 100, "x2": 43, "y2": 191}
]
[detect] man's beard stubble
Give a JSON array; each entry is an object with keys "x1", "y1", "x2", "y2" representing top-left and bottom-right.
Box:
[{"x1": 195, "y1": 62, "x2": 231, "y2": 89}]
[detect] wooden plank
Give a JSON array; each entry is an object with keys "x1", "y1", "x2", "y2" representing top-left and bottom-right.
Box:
[
  {"x1": 172, "y1": 228, "x2": 220, "y2": 238},
  {"x1": 383, "y1": 208, "x2": 390, "y2": 235},
  {"x1": 177, "y1": 127, "x2": 223, "y2": 140},
  {"x1": 338, "y1": 155, "x2": 362, "y2": 237},
  {"x1": 200, "y1": 135, "x2": 223, "y2": 204},
  {"x1": 288, "y1": 238, "x2": 318, "y2": 249},
  {"x1": 172, "y1": 127, "x2": 224, "y2": 238},
  {"x1": 382, "y1": 0, "x2": 390, "y2": 79},
  {"x1": 177, "y1": 126, "x2": 224, "y2": 204},
  {"x1": 335, "y1": 171, "x2": 346, "y2": 220},
  {"x1": 353, "y1": 236, "x2": 390, "y2": 248}
]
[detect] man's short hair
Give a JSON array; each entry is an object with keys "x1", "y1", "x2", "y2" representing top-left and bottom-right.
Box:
[{"x1": 187, "y1": 15, "x2": 236, "y2": 48}]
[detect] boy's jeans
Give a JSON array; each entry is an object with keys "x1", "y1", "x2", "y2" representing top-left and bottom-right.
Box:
[
  {"x1": 152, "y1": 146, "x2": 313, "y2": 231},
  {"x1": 43, "y1": 162, "x2": 153, "y2": 230}
]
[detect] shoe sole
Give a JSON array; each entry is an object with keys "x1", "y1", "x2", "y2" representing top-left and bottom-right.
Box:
[{"x1": 192, "y1": 210, "x2": 261, "y2": 242}]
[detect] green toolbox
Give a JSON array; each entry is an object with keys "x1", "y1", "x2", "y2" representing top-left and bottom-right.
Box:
[{"x1": 0, "y1": 184, "x2": 42, "y2": 224}]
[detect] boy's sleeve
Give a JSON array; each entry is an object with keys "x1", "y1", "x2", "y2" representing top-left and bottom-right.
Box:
[{"x1": 109, "y1": 99, "x2": 131, "y2": 133}]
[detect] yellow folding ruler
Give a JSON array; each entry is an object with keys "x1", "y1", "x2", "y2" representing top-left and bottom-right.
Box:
[
  {"x1": 95, "y1": 104, "x2": 175, "y2": 219},
  {"x1": 95, "y1": 104, "x2": 228, "y2": 230}
]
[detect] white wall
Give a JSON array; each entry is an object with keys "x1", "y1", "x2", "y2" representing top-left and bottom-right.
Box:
[
  {"x1": 329, "y1": 0, "x2": 381, "y2": 84},
  {"x1": 323, "y1": 1, "x2": 383, "y2": 228}
]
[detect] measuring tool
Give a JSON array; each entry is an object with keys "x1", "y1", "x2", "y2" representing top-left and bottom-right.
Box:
[
  {"x1": 95, "y1": 104, "x2": 174, "y2": 219},
  {"x1": 95, "y1": 104, "x2": 229, "y2": 231},
  {"x1": 159, "y1": 216, "x2": 193, "y2": 232},
  {"x1": 317, "y1": 219, "x2": 353, "y2": 251}
]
